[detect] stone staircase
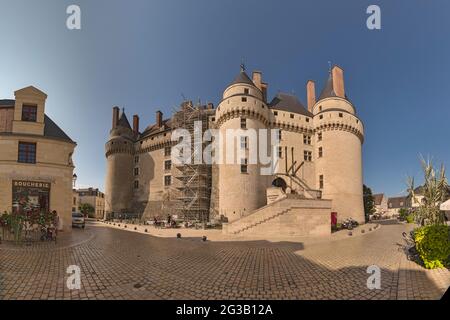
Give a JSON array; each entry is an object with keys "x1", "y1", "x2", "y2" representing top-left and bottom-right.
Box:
[
  {"x1": 224, "y1": 195, "x2": 291, "y2": 235},
  {"x1": 222, "y1": 194, "x2": 332, "y2": 237}
]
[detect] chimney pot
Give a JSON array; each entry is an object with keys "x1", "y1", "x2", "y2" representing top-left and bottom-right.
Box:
[{"x1": 306, "y1": 81, "x2": 316, "y2": 112}]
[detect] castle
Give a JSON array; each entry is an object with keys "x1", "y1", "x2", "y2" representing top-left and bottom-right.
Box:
[{"x1": 105, "y1": 65, "x2": 365, "y2": 235}]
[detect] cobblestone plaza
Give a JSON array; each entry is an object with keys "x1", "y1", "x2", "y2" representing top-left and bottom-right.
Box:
[{"x1": 0, "y1": 221, "x2": 448, "y2": 300}]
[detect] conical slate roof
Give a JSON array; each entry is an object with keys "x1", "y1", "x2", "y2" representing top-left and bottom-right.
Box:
[
  {"x1": 117, "y1": 110, "x2": 131, "y2": 129},
  {"x1": 318, "y1": 72, "x2": 349, "y2": 101},
  {"x1": 229, "y1": 70, "x2": 255, "y2": 87}
]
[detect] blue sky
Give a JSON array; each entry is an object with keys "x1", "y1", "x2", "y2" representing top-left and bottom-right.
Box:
[{"x1": 1, "y1": 0, "x2": 449, "y2": 196}]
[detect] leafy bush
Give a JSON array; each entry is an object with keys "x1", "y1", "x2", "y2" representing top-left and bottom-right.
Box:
[
  {"x1": 414, "y1": 225, "x2": 450, "y2": 269},
  {"x1": 406, "y1": 215, "x2": 414, "y2": 223},
  {"x1": 398, "y1": 208, "x2": 409, "y2": 221}
]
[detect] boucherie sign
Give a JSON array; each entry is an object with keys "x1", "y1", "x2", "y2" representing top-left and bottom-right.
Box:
[{"x1": 13, "y1": 180, "x2": 51, "y2": 189}]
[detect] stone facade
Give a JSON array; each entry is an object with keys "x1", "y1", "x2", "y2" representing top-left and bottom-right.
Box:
[
  {"x1": 0, "y1": 86, "x2": 76, "y2": 231},
  {"x1": 76, "y1": 188, "x2": 106, "y2": 219},
  {"x1": 105, "y1": 64, "x2": 365, "y2": 229}
]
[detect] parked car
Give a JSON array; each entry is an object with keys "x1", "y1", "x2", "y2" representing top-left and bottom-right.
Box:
[{"x1": 72, "y1": 212, "x2": 85, "y2": 229}]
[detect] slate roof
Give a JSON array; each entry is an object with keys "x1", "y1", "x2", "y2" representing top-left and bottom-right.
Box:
[
  {"x1": 318, "y1": 72, "x2": 350, "y2": 101},
  {"x1": 44, "y1": 115, "x2": 75, "y2": 143},
  {"x1": 229, "y1": 70, "x2": 256, "y2": 87},
  {"x1": 0, "y1": 99, "x2": 74, "y2": 143},
  {"x1": 0, "y1": 99, "x2": 15, "y2": 107},
  {"x1": 387, "y1": 196, "x2": 410, "y2": 209},
  {"x1": 117, "y1": 111, "x2": 131, "y2": 129},
  {"x1": 269, "y1": 93, "x2": 312, "y2": 116},
  {"x1": 140, "y1": 118, "x2": 172, "y2": 138},
  {"x1": 373, "y1": 193, "x2": 385, "y2": 206}
]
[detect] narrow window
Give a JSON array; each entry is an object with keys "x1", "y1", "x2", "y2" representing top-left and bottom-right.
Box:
[
  {"x1": 134, "y1": 167, "x2": 139, "y2": 176},
  {"x1": 22, "y1": 104, "x2": 37, "y2": 122},
  {"x1": 164, "y1": 160, "x2": 172, "y2": 170},
  {"x1": 134, "y1": 180, "x2": 139, "y2": 189},
  {"x1": 290, "y1": 114, "x2": 294, "y2": 119},
  {"x1": 277, "y1": 130, "x2": 282, "y2": 141},
  {"x1": 319, "y1": 106, "x2": 322, "y2": 111},
  {"x1": 318, "y1": 147, "x2": 323, "y2": 158},
  {"x1": 240, "y1": 117, "x2": 246, "y2": 129},
  {"x1": 134, "y1": 156, "x2": 139, "y2": 164},
  {"x1": 241, "y1": 136, "x2": 248, "y2": 149},
  {"x1": 318, "y1": 132, "x2": 322, "y2": 141},
  {"x1": 319, "y1": 115, "x2": 323, "y2": 120},
  {"x1": 274, "y1": 111, "x2": 278, "y2": 116},
  {"x1": 18, "y1": 142, "x2": 36, "y2": 164},
  {"x1": 319, "y1": 175, "x2": 324, "y2": 189},
  {"x1": 244, "y1": 88, "x2": 249, "y2": 94},
  {"x1": 164, "y1": 175, "x2": 172, "y2": 186},
  {"x1": 278, "y1": 146, "x2": 282, "y2": 158},
  {"x1": 241, "y1": 97, "x2": 247, "y2": 102},
  {"x1": 164, "y1": 146, "x2": 171, "y2": 156},
  {"x1": 306, "y1": 117, "x2": 310, "y2": 122},
  {"x1": 339, "y1": 112, "x2": 343, "y2": 118}
]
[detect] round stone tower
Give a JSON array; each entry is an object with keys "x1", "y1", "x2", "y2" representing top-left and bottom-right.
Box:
[
  {"x1": 311, "y1": 66, "x2": 365, "y2": 223},
  {"x1": 215, "y1": 67, "x2": 270, "y2": 222},
  {"x1": 104, "y1": 107, "x2": 136, "y2": 216}
]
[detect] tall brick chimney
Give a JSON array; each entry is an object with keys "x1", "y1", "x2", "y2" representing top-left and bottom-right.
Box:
[
  {"x1": 112, "y1": 106, "x2": 120, "y2": 129},
  {"x1": 332, "y1": 66, "x2": 345, "y2": 98},
  {"x1": 156, "y1": 110, "x2": 163, "y2": 128},
  {"x1": 133, "y1": 115, "x2": 139, "y2": 133},
  {"x1": 306, "y1": 80, "x2": 316, "y2": 112}
]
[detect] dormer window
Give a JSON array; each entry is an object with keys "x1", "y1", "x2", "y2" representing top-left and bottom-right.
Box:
[{"x1": 22, "y1": 104, "x2": 37, "y2": 122}]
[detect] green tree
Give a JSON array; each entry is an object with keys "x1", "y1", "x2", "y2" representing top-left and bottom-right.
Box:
[
  {"x1": 79, "y1": 203, "x2": 95, "y2": 218},
  {"x1": 363, "y1": 184, "x2": 376, "y2": 222},
  {"x1": 407, "y1": 156, "x2": 448, "y2": 226}
]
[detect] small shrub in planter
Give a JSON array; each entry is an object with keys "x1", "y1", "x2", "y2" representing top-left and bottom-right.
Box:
[
  {"x1": 414, "y1": 225, "x2": 450, "y2": 269},
  {"x1": 406, "y1": 215, "x2": 414, "y2": 224}
]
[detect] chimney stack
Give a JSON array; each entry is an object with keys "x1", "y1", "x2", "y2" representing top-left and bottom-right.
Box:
[
  {"x1": 306, "y1": 80, "x2": 316, "y2": 112},
  {"x1": 133, "y1": 115, "x2": 139, "y2": 133},
  {"x1": 331, "y1": 65, "x2": 345, "y2": 98},
  {"x1": 252, "y1": 71, "x2": 263, "y2": 91},
  {"x1": 112, "y1": 106, "x2": 120, "y2": 129},
  {"x1": 261, "y1": 83, "x2": 268, "y2": 103},
  {"x1": 156, "y1": 110, "x2": 163, "y2": 128}
]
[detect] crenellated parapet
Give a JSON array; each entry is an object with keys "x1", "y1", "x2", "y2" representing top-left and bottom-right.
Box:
[
  {"x1": 314, "y1": 113, "x2": 364, "y2": 143},
  {"x1": 105, "y1": 137, "x2": 135, "y2": 157},
  {"x1": 216, "y1": 105, "x2": 269, "y2": 127}
]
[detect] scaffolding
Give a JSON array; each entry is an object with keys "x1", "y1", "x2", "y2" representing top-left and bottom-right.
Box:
[{"x1": 172, "y1": 101, "x2": 212, "y2": 222}]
